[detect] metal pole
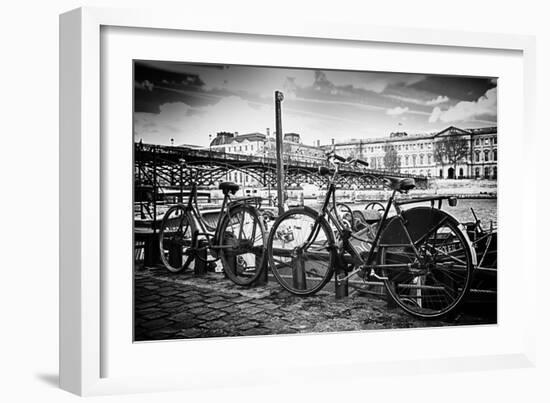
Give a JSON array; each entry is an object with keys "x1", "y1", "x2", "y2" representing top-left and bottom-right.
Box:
[{"x1": 275, "y1": 91, "x2": 285, "y2": 215}]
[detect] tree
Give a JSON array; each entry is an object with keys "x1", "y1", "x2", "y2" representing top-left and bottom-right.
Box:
[
  {"x1": 383, "y1": 146, "x2": 400, "y2": 172},
  {"x1": 434, "y1": 136, "x2": 470, "y2": 179}
]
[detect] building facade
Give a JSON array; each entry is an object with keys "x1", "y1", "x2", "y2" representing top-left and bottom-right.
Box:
[
  {"x1": 208, "y1": 130, "x2": 325, "y2": 189},
  {"x1": 324, "y1": 126, "x2": 497, "y2": 179}
]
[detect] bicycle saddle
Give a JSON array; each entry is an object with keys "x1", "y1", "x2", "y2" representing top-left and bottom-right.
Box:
[
  {"x1": 219, "y1": 182, "x2": 240, "y2": 195},
  {"x1": 385, "y1": 177, "x2": 416, "y2": 192}
]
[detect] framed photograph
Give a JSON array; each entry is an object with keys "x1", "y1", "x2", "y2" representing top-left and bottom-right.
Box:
[{"x1": 60, "y1": 7, "x2": 536, "y2": 396}]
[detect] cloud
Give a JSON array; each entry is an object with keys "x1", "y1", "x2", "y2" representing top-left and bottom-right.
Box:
[
  {"x1": 133, "y1": 95, "x2": 374, "y2": 146},
  {"x1": 135, "y1": 80, "x2": 154, "y2": 91},
  {"x1": 386, "y1": 106, "x2": 409, "y2": 116},
  {"x1": 425, "y1": 95, "x2": 449, "y2": 106},
  {"x1": 323, "y1": 71, "x2": 425, "y2": 94},
  {"x1": 428, "y1": 88, "x2": 497, "y2": 123},
  {"x1": 386, "y1": 94, "x2": 449, "y2": 106}
]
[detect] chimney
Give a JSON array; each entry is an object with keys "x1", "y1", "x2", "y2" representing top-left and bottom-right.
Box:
[
  {"x1": 316, "y1": 139, "x2": 320, "y2": 147},
  {"x1": 266, "y1": 128, "x2": 270, "y2": 137}
]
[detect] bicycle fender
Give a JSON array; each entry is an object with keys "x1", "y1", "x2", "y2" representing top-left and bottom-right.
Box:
[{"x1": 379, "y1": 207, "x2": 477, "y2": 266}]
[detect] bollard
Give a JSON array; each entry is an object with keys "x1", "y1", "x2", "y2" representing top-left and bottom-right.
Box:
[
  {"x1": 251, "y1": 252, "x2": 268, "y2": 286},
  {"x1": 335, "y1": 262, "x2": 349, "y2": 299},
  {"x1": 292, "y1": 257, "x2": 307, "y2": 290},
  {"x1": 335, "y1": 275, "x2": 349, "y2": 299},
  {"x1": 168, "y1": 241, "x2": 182, "y2": 269},
  {"x1": 144, "y1": 234, "x2": 160, "y2": 267},
  {"x1": 194, "y1": 239, "x2": 208, "y2": 276}
]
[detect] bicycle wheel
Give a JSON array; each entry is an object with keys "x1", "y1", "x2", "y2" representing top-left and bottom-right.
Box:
[
  {"x1": 267, "y1": 207, "x2": 335, "y2": 296},
  {"x1": 335, "y1": 203, "x2": 354, "y2": 231},
  {"x1": 218, "y1": 204, "x2": 266, "y2": 286},
  {"x1": 365, "y1": 202, "x2": 385, "y2": 213},
  {"x1": 379, "y1": 208, "x2": 474, "y2": 319},
  {"x1": 158, "y1": 205, "x2": 196, "y2": 273}
]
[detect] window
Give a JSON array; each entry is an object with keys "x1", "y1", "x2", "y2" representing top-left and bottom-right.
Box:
[
  {"x1": 405, "y1": 156, "x2": 409, "y2": 165},
  {"x1": 475, "y1": 168, "x2": 480, "y2": 178},
  {"x1": 485, "y1": 138, "x2": 490, "y2": 145},
  {"x1": 484, "y1": 167, "x2": 490, "y2": 178},
  {"x1": 493, "y1": 149, "x2": 497, "y2": 161},
  {"x1": 475, "y1": 151, "x2": 480, "y2": 162},
  {"x1": 427, "y1": 155, "x2": 432, "y2": 164},
  {"x1": 494, "y1": 137, "x2": 497, "y2": 144},
  {"x1": 475, "y1": 138, "x2": 480, "y2": 145},
  {"x1": 419, "y1": 155, "x2": 424, "y2": 165},
  {"x1": 484, "y1": 150, "x2": 489, "y2": 161},
  {"x1": 412, "y1": 155, "x2": 417, "y2": 166}
]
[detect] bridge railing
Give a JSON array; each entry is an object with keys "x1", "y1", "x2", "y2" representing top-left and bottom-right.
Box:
[{"x1": 135, "y1": 143, "x2": 429, "y2": 184}]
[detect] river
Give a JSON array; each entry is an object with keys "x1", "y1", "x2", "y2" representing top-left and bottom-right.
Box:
[{"x1": 304, "y1": 198, "x2": 497, "y2": 228}]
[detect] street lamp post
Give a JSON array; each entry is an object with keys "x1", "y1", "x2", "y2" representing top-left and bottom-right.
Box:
[{"x1": 275, "y1": 91, "x2": 285, "y2": 215}]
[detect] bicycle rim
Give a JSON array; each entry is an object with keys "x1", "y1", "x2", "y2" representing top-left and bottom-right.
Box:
[
  {"x1": 159, "y1": 205, "x2": 196, "y2": 273},
  {"x1": 218, "y1": 205, "x2": 266, "y2": 286},
  {"x1": 380, "y1": 218, "x2": 473, "y2": 319},
  {"x1": 267, "y1": 208, "x2": 334, "y2": 296}
]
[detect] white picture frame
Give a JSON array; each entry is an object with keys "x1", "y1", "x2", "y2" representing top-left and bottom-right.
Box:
[{"x1": 60, "y1": 6, "x2": 537, "y2": 396}]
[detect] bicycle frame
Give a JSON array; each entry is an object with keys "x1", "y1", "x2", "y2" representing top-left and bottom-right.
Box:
[
  {"x1": 312, "y1": 162, "x2": 457, "y2": 281},
  {"x1": 183, "y1": 183, "x2": 262, "y2": 253}
]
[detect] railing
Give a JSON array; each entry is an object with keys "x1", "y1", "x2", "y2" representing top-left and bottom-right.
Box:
[{"x1": 137, "y1": 143, "x2": 428, "y2": 181}]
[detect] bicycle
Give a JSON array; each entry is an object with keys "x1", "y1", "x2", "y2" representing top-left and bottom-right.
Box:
[
  {"x1": 267, "y1": 152, "x2": 476, "y2": 319},
  {"x1": 158, "y1": 181, "x2": 267, "y2": 286}
]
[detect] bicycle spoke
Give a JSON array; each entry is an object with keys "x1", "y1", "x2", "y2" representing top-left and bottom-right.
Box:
[
  {"x1": 268, "y1": 209, "x2": 333, "y2": 295},
  {"x1": 381, "y1": 215, "x2": 473, "y2": 318},
  {"x1": 219, "y1": 206, "x2": 266, "y2": 286}
]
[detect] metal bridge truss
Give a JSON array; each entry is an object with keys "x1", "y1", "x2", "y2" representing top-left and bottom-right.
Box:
[{"x1": 135, "y1": 143, "x2": 428, "y2": 195}]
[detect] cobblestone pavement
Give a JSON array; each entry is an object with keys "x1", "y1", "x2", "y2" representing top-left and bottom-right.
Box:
[{"x1": 134, "y1": 267, "x2": 496, "y2": 341}]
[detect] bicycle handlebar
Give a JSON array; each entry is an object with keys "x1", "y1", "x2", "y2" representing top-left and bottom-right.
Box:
[{"x1": 325, "y1": 151, "x2": 369, "y2": 168}]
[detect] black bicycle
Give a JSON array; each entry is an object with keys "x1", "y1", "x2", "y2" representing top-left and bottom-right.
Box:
[
  {"x1": 159, "y1": 181, "x2": 266, "y2": 286},
  {"x1": 267, "y1": 152, "x2": 476, "y2": 319}
]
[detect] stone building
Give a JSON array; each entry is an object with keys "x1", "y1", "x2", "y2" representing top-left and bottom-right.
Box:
[
  {"x1": 323, "y1": 126, "x2": 497, "y2": 179},
  {"x1": 208, "y1": 130, "x2": 325, "y2": 189}
]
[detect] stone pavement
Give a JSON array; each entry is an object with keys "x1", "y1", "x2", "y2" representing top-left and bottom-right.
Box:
[{"x1": 134, "y1": 266, "x2": 495, "y2": 341}]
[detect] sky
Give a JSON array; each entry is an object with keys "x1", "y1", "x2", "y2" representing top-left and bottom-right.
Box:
[{"x1": 134, "y1": 61, "x2": 497, "y2": 147}]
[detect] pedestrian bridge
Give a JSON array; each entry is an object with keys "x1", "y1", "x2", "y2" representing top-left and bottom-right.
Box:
[{"x1": 135, "y1": 142, "x2": 428, "y2": 191}]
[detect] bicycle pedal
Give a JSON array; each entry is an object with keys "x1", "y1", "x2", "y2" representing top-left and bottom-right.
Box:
[{"x1": 368, "y1": 269, "x2": 388, "y2": 281}]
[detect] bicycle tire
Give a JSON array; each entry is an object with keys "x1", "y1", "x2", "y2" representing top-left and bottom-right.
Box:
[
  {"x1": 378, "y1": 207, "x2": 474, "y2": 319},
  {"x1": 218, "y1": 204, "x2": 267, "y2": 286},
  {"x1": 267, "y1": 207, "x2": 335, "y2": 296},
  {"x1": 158, "y1": 205, "x2": 197, "y2": 273}
]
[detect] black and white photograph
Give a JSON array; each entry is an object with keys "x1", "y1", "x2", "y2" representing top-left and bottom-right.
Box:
[{"x1": 133, "y1": 60, "x2": 498, "y2": 341}]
